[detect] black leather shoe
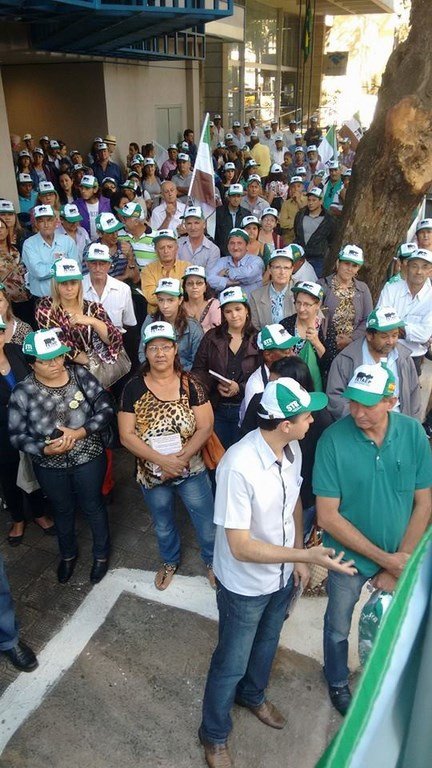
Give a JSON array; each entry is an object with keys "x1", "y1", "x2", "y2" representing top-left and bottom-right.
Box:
[
  {"x1": 57, "y1": 556, "x2": 78, "y2": 584},
  {"x1": 329, "y1": 685, "x2": 352, "y2": 716},
  {"x1": 90, "y1": 559, "x2": 109, "y2": 584},
  {"x1": 3, "y1": 640, "x2": 38, "y2": 672}
]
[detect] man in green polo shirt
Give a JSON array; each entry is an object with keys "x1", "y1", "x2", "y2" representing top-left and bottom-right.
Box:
[
  {"x1": 313, "y1": 362, "x2": 432, "y2": 716},
  {"x1": 116, "y1": 202, "x2": 157, "y2": 268}
]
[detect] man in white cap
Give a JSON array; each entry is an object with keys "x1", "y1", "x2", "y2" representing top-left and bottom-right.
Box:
[
  {"x1": 304, "y1": 115, "x2": 322, "y2": 147},
  {"x1": 171, "y1": 154, "x2": 193, "y2": 203},
  {"x1": 17, "y1": 173, "x2": 38, "y2": 217},
  {"x1": 83, "y1": 242, "x2": 136, "y2": 332},
  {"x1": 214, "y1": 184, "x2": 249, "y2": 256},
  {"x1": 92, "y1": 142, "x2": 122, "y2": 186},
  {"x1": 211, "y1": 115, "x2": 225, "y2": 149},
  {"x1": 305, "y1": 145, "x2": 326, "y2": 181},
  {"x1": 315, "y1": 362, "x2": 432, "y2": 716},
  {"x1": 22, "y1": 205, "x2": 79, "y2": 297},
  {"x1": 249, "y1": 133, "x2": 271, "y2": 180},
  {"x1": 151, "y1": 180, "x2": 186, "y2": 234},
  {"x1": 177, "y1": 206, "x2": 221, "y2": 283},
  {"x1": 58, "y1": 203, "x2": 90, "y2": 261},
  {"x1": 208, "y1": 228, "x2": 263, "y2": 297},
  {"x1": 279, "y1": 176, "x2": 308, "y2": 245},
  {"x1": 322, "y1": 161, "x2": 342, "y2": 211},
  {"x1": 116, "y1": 202, "x2": 157, "y2": 269},
  {"x1": 242, "y1": 175, "x2": 268, "y2": 217},
  {"x1": 294, "y1": 187, "x2": 335, "y2": 278},
  {"x1": 415, "y1": 217, "x2": 432, "y2": 251},
  {"x1": 378, "y1": 248, "x2": 432, "y2": 375},
  {"x1": 141, "y1": 229, "x2": 191, "y2": 314},
  {"x1": 326, "y1": 307, "x2": 421, "y2": 421},
  {"x1": 199, "y1": 377, "x2": 356, "y2": 768}
]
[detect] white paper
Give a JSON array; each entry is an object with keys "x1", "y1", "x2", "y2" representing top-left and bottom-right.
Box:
[
  {"x1": 209, "y1": 369, "x2": 232, "y2": 384},
  {"x1": 149, "y1": 433, "x2": 183, "y2": 476}
]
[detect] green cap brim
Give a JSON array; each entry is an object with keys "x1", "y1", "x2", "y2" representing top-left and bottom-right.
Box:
[
  {"x1": 338, "y1": 256, "x2": 363, "y2": 266},
  {"x1": 55, "y1": 274, "x2": 83, "y2": 283},
  {"x1": 367, "y1": 321, "x2": 404, "y2": 332},
  {"x1": 266, "y1": 335, "x2": 301, "y2": 350},
  {"x1": 62, "y1": 215, "x2": 82, "y2": 223},
  {"x1": 144, "y1": 335, "x2": 176, "y2": 344},
  {"x1": 342, "y1": 387, "x2": 383, "y2": 406},
  {"x1": 99, "y1": 222, "x2": 123, "y2": 233},
  {"x1": 301, "y1": 391, "x2": 328, "y2": 413}
]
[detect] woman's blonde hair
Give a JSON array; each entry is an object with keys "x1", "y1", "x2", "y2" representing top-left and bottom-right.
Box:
[
  {"x1": 51, "y1": 278, "x2": 83, "y2": 309},
  {"x1": 0, "y1": 285, "x2": 13, "y2": 321}
]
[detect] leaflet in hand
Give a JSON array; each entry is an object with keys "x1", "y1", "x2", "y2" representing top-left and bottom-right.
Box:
[
  {"x1": 149, "y1": 433, "x2": 183, "y2": 476},
  {"x1": 209, "y1": 369, "x2": 232, "y2": 384}
]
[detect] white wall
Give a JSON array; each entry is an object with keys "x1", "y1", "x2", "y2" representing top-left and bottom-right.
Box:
[
  {"x1": 103, "y1": 61, "x2": 190, "y2": 159},
  {"x1": 0, "y1": 68, "x2": 21, "y2": 206}
]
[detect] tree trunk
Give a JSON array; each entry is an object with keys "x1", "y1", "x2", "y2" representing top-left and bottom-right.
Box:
[{"x1": 329, "y1": 0, "x2": 432, "y2": 300}]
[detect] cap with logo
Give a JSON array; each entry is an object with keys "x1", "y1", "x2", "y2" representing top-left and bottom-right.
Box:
[
  {"x1": 0, "y1": 200, "x2": 15, "y2": 214},
  {"x1": 257, "y1": 324, "x2": 300, "y2": 351},
  {"x1": 246, "y1": 174, "x2": 261, "y2": 185},
  {"x1": 23, "y1": 133, "x2": 32, "y2": 141},
  {"x1": 96, "y1": 212, "x2": 123, "y2": 233},
  {"x1": 80, "y1": 174, "x2": 98, "y2": 188},
  {"x1": 117, "y1": 202, "x2": 145, "y2": 220},
  {"x1": 232, "y1": 121, "x2": 241, "y2": 128},
  {"x1": 223, "y1": 162, "x2": 236, "y2": 171},
  {"x1": 314, "y1": 169, "x2": 326, "y2": 179},
  {"x1": 40, "y1": 136, "x2": 49, "y2": 142},
  {"x1": 274, "y1": 135, "x2": 284, "y2": 142},
  {"x1": 70, "y1": 150, "x2": 80, "y2": 158},
  {"x1": 102, "y1": 176, "x2": 117, "y2": 186},
  {"x1": 307, "y1": 187, "x2": 323, "y2": 199},
  {"x1": 22, "y1": 329, "x2": 71, "y2": 360},
  {"x1": 294, "y1": 147, "x2": 306, "y2": 155},
  {"x1": 406, "y1": 248, "x2": 432, "y2": 265},
  {"x1": 341, "y1": 168, "x2": 352, "y2": 178},
  {"x1": 296, "y1": 167, "x2": 307, "y2": 175},
  {"x1": 19, "y1": 150, "x2": 31, "y2": 158},
  {"x1": 268, "y1": 248, "x2": 294, "y2": 264},
  {"x1": 261, "y1": 207, "x2": 278, "y2": 220},
  {"x1": 294, "y1": 132, "x2": 303, "y2": 140},
  {"x1": 366, "y1": 307, "x2": 405, "y2": 333},
  {"x1": 154, "y1": 278, "x2": 182, "y2": 297},
  {"x1": 219, "y1": 286, "x2": 248, "y2": 307},
  {"x1": 121, "y1": 180, "x2": 136, "y2": 191},
  {"x1": 182, "y1": 205, "x2": 204, "y2": 220},
  {"x1": 245, "y1": 159, "x2": 259, "y2": 169},
  {"x1": 217, "y1": 142, "x2": 227, "y2": 149},
  {"x1": 263, "y1": 126, "x2": 271, "y2": 133},
  {"x1": 131, "y1": 154, "x2": 144, "y2": 165},
  {"x1": 86, "y1": 243, "x2": 112, "y2": 263},
  {"x1": 270, "y1": 163, "x2": 283, "y2": 174},
  {"x1": 73, "y1": 164, "x2": 84, "y2": 172},
  {"x1": 180, "y1": 141, "x2": 189, "y2": 151},
  {"x1": 144, "y1": 321, "x2": 178, "y2": 345},
  {"x1": 258, "y1": 377, "x2": 328, "y2": 420},
  {"x1": 250, "y1": 131, "x2": 259, "y2": 138},
  {"x1": 227, "y1": 183, "x2": 244, "y2": 196},
  {"x1": 49, "y1": 140, "x2": 60, "y2": 150},
  {"x1": 396, "y1": 242, "x2": 417, "y2": 260},
  {"x1": 97, "y1": 143, "x2": 108, "y2": 151},
  {"x1": 241, "y1": 215, "x2": 261, "y2": 229},
  {"x1": 214, "y1": 114, "x2": 222, "y2": 120},
  {"x1": 228, "y1": 227, "x2": 250, "y2": 244},
  {"x1": 183, "y1": 265, "x2": 206, "y2": 280},
  {"x1": 34, "y1": 204, "x2": 55, "y2": 218},
  {"x1": 328, "y1": 160, "x2": 340, "y2": 170},
  {"x1": 60, "y1": 203, "x2": 82, "y2": 223},
  {"x1": 290, "y1": 176, "x2": 303, "y2": 185},
  {"x1": 338, "y1": 244, "x2": 364, "y2": 266},
  {"x1": 416, "y1": 218, "x2": 432, "y2": 233},
  {"x1": 33, "y1": 147, "x2": 45, "y2": 156},
  {"x1": 144, "y1": 158, "x2": 155, "y2": 166},
  {"x1": 38, "y1": 181, "x2": 55, "y2": 194},
  {"x1": 225, "y1": 133, "x2": 234, "y2": 141},
  {"x1": 153, "y1": 228, "x2": 177, "y2": 243},
  {"x1": 291, "y1": 281, "x2": 324, "y2": 301},
  {"x1": 306, "y1": 145, "x2": 318, "y2": 153},
  {"x1": 51, "y1": 258, "x2": 82, "y2": 282},
  {"x1": 284, "y1": 244, "x2": 304, "y2": 263},
  {"x1": 177, "y1": 153, "x2": 190, "y2": 162},
  {"x1": 168, "y1": 144, "x2": 178, "y2": 151},
  {"x1": 342, "y1": 363, "x2": 396, "y2": 406}
]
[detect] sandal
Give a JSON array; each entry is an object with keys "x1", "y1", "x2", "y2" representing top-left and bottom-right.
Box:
[{"x1": 154, "y1": 563, "x2": 178, "y2": 591}]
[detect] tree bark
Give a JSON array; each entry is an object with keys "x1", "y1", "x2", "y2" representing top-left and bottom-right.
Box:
[{"x1": 328, "y1": 0, "x2": 432, "y2": 300}]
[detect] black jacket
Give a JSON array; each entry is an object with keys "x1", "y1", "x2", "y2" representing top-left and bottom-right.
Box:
[
  {"x1": 0, "y1": 343, "x2": 31, "y2": 460},
  {"x1": 214, "y1": 204, "x2": 250, "y2": 256},
  {"x1": 294, "y1": 206, "x2": 335, "y2": 261}
]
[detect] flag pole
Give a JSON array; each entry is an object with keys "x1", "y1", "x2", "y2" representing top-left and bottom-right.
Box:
[{"x1": 187, "y1": 112, "x2": 210, "y2": 204}]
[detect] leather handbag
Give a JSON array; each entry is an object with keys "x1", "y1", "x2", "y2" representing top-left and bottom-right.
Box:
[{"x1": 201, "y1": 430, "x2": 225, "y2": 470}]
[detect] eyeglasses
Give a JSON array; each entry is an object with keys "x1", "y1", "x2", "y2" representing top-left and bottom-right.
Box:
[
  {"x1": 146, "y1": 344, "x2": 174, "y2": 354},
  {"x1": 35, "y1": 355, "x2": 66, "y2": 367},
  {"x1": 295, "y1": 300, "x2": 316, "y2": 309},
  {"x1": 270, "y1": 265, "x2": 292, "y2": 272}
]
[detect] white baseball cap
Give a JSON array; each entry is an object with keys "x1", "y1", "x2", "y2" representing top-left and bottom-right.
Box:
[
  {"x1": 416, "y1": 218, "x2": 432, "y2": 232},
  {"x1": 142, "y1": 321, "x2": 177, "y2": 344},
  {"x1": 291, "y1": 281, "x2": 324, "y2": 301},
  {"x1": 96, "y1": 212, "x2": 123, "y2": 233},
  {"x1": 307, "y1": 186, "x2": 323, "y2": 199},
  {"x1": 86, "y1": 243, "x2": 112, "y2": 263},
  {"x1": 241, "y1": 215, "x2": 261, "y2": 228},
  {"x1": 154, "y1": 277, "x2": 182, "y2": 296},
  {"x1": 51, "y1": 258, "x2": 82, "y2": 282},
  {"x1": 227, "y1": 184, "x2": 244, "y2": 196},
  {"x1": 343, "y1": 363, "x2": 396, "y2": 406},
  {"x1": 406, "y1": 248, "x2": 432, "y2": 265},
  {"x1": 338, "y1": 244, "x2": 364, "y2": 266},
  {"x1": 34, "y1": 204, "x2": 55, "y2": 218},
  {"x1": 80, "y1": 174, "x2": 98, "y2": 188},
  {"x1": 270, "y1": 163, "x2": 283, "y2": 174},
  {"x1": 366, "y1": 307, "x2": 405, "y2": 333},
  {"x1": 182, "y1": 205, "x2": 204, "y2": 220},
  {"x1": 306, "y1": 145, "x2": 318, "y2": 153},
  {"x1": 38, "y1": 181, "x2": 55, "y2": 194},
  {"x1": 184, "y1": 265, "x2": 206, "y2": 280},
  {"x1": 259, "y1": 377, "x2": 328, "y2": 419},
  {"x1": 261, "y1": 207, "x2": 278, "y2": 220},
  {"x1": 219, "y1": 286, "x2": 248, "y2": 306},
  {"x1": 0, "y1": 200, "x2": 15, "y2": 214},
  {"x1": 257, "y1": 324, "x2": 300, "y2": 351},
  {"x1": 22, "y1": 329, "x2": 71, "y2": 360}
]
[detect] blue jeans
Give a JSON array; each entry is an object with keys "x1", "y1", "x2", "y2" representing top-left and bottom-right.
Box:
[
  {"x1": 0, "y1": 554, "x2": 18, "y2": 651},
  {"x1": 307, "y1": 256, "x2": 324, "y2": 278},
  {"x1": 141, "y1": 470, "x2": 215, "y2": 565},
  {"x1": 323, "y1": 570, "x2": 369, "y2": 687},
  {"x1": 200, "y1": 575, "x2": 294, "y2": 744},
  {"x1": 214, "y1": 403, "x2": 241, "y2": 450},
  {"x1": 34, "y1": 454, "x2": 109, "y2": 561}
]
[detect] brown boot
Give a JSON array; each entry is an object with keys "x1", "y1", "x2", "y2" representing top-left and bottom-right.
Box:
[
  {"x1": 198, "y1": 728, "x2": 233, "y2": 768},
  {"x1": 237, "y1": 699, "x2": 286, "y2": 729}
]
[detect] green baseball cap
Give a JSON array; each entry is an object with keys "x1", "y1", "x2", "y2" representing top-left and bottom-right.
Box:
[
  {"x1": 366, "y1": 307, "x2": 405, "y2": 332},
  {"x1": 51, "y1": 259, "x2": 83, "y2": 282},
  {"x1": 96, "y1": 212, "x2": 123, "y2": 233},
  {"x1": 291, "y1": 281, "x2": 324, "y2": 301},
  {"x1": 257, "y1": 324, "x2": 301, "y2": 350},
  {"x1": 338, "y1": 244, "x2": 364, "y2": 266},
  {"x1": 258, "y1": 377, "x2": 328, "y2": 419},
  {"x1": 60, "y1": 203, "x2": 82, "y2": 223},
  {"x1": 0, "y1": 314, "x2": 6, "y2": 331},
  {"x1": 142, "y1": 321, "x2": 177, "y2": 344},
  {"x1": 342, "y1": 362, "x2": 396, "y2": 406},
  {"x1": 228, "y1": 227, "x2": 250, "y2": 244},
  {"x1": 153, "y1": 229, "x2": 178, "y2": 244},
  {"x1": 396, "y1": 242, "x2": 417, "y2": 260},
  {"x1": 154, "y1": 277, "x2": 182, "y2": 296},
  {"x1": 219, "y1": 286, "x2": 248, "y2": 306},
  {"x1": 22, "y1": 329, "x2": 71, "y2": 360}
]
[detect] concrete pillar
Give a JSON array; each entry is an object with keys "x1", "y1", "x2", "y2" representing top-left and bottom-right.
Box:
[
  {"x1": 0, "y1": 67, "x2": 18, "y2": 206},
  {"x1": 185, "y1": 60, "x2": 201, "y2": 135}
]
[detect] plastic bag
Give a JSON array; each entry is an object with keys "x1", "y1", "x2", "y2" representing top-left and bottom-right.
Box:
[{"x1": 358, "y1": 588, "x2": 393, "y2": 667}]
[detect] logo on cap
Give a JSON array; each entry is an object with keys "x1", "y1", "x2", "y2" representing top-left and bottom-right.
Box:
[
  {"x1": 150, "y1": 323, "x2": 167, "y2": 333},
  {"x1": 354, "y1": 371, "x2": 374, "y2": 385}
]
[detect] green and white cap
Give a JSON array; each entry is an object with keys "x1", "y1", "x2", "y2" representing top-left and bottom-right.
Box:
[
  {"x1": 51, "y1": 258, "x2": 82, "y2": 282},
  {"x1": 241, "y1": 215, "x2": 261, "y2": 229},
  {"x1": 246, "y1": 174, "x2": 261, "y2": 185},
  {"x1": 38, "y1": 181, "x2": 55, "y2": 194},
  {"x1": 184, "y1": 265, "x2": 206, "y2": 280},
  {"x1": 117, "y1": 202, "x2": 145, "y2": 220},
  {"x1": 416, "y1": 218, "x2": 432, "y2": 232},
  {"x1": 338, "y1": 244, "x2": 364, "y2": 266},
  {"x1": 0, "y1": 200, "x2": 15, "y2": 214},
  {"x1": 22, "y1": 329, "x2": 71, "y2": 360},
  {"x1": 261, "y1": 207, "x2": 278, "y2": 220},
  {"x1": 182, "y1": 205, "x2": 204, "y2": 220},
  {"x1": 396, "y1": 242, "x2": 417, "y2": 260},
  {"x1": 406, "y1": 248, "x2": 432, "y2": 265},
  {"x1": 121, "y1": 180, "x2": 136, "y2": 191},
  {"x1": 366, "y1": 307, "x2": 405, "y2": 332},
  {"x1": 287, "y1": 243, "x2": 305, "y2": 262},
  {"x1": 153, "y1": 228, "x2": 177, "y2": 243},
  {"x1": 87, "y1": 243, "x2": 112, "y2": 262},
  {"x1": 343, "y1": 362, "x2": 396, "y2": 406},
  {"x1": 34, "y1": 204, "x2": 54, "y2": 218},
  {"x1": 228, "y1": 227, "x2": 250, "y2": 243},
  {"x1": 257, "y1": 324, "x2": 300, "y2": 351},
  {"x1": 154, "y1": 277, "x2": 182, "y2": 296},
  {"x1": 219, "y1": 286, "x2": 248, "y2": 306},
  {"x1": 290, "y1": 176, "x2": 303, "y2": 184},
  {"x1": 227, "y1": 183, "x2": 244, "y2": 196},
  {"x1": 259, "y1": 377, "x2": 328, "y2": 420},
  {"x1": 307, "y1": 186, "x2": 323, "y2": 199},
  {"x1": 268, "y1": 248, "x2": 294, "y2": 264},
  {"x1": 60, "y1": 203, "x2": 82, "y2": 222},
  {"x1": 96, "y1": 212, "x2": 123, "y2": 233},
  {"x1": 292, "y1": 281, "x2": 324, "y2": 301},
  {"x1": 142, "y1": 321, "x2": 177, "y2": 344},
  {"x1": 0, "y1": 314, "x2": 6, "y2": 331},
  {"x1": 80, "y1": 174, "x2": 98, "y2": 188}
]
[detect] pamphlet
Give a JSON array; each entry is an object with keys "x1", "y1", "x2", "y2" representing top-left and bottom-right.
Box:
[
  {"x1": 149, "y1": 433, "x2": 183, "y2": 476},
  {"x1": 209, "y1": 369, "x2": 232, "y2": 384}
]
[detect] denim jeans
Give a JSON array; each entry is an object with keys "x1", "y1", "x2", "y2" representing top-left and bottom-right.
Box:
[
  {"x1": 0, "y1": 554, "x2": 19, "y2": 651},
  {"x1": 34, "y1": 454, "x2": 109, "y2": 560},
  {"x1": 323, "y1": 570, "x2": 369, "y2": 688},
  {"x1": 200, "y1": 575, "x2": 294, "y2": 744},
  {"x1": 141, "y1": 469, "x2": 215, "y2": 565},
  {"x1": 307, "y1": 256, "x2": 324, "y2": 278},
  {"x1": 214, "y1": 403, "x2": 241, "y2": 450}
]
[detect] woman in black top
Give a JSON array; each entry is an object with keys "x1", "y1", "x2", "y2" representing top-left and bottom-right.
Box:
[{"x1": 0, "y1": 322, "x2": 54, "y2": 545}]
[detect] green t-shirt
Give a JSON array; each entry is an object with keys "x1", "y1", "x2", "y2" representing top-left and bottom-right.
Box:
[
  {"x1": 313, "y1": 413, "x2": 432, "y2": 577},
  {"x1": 118, "y1": 228, "x2": 157, "y2": 268}
]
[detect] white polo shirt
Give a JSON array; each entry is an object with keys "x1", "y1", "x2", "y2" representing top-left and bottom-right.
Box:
[
  {"x1": 378, "y1": 278, "x2": 432, "y2": 357},
  {"x1": 82, "y1": 273, "x2": 136, "y2": 330},
  {"x1": 239, "y1": 364, "x2": 269, "y2": 424},
  {"x1": 213, "y1": 428, "x2": 302, "y2": 596}
]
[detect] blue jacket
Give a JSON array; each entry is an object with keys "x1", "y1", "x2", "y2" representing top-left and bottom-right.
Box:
[{"x1": 139, "y1": 315, "x2": 204, "y2": 371}]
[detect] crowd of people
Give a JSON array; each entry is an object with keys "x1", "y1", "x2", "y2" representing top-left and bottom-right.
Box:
[{"x1": 1, "y1": 115, "x2": 432, "y2": 768}]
